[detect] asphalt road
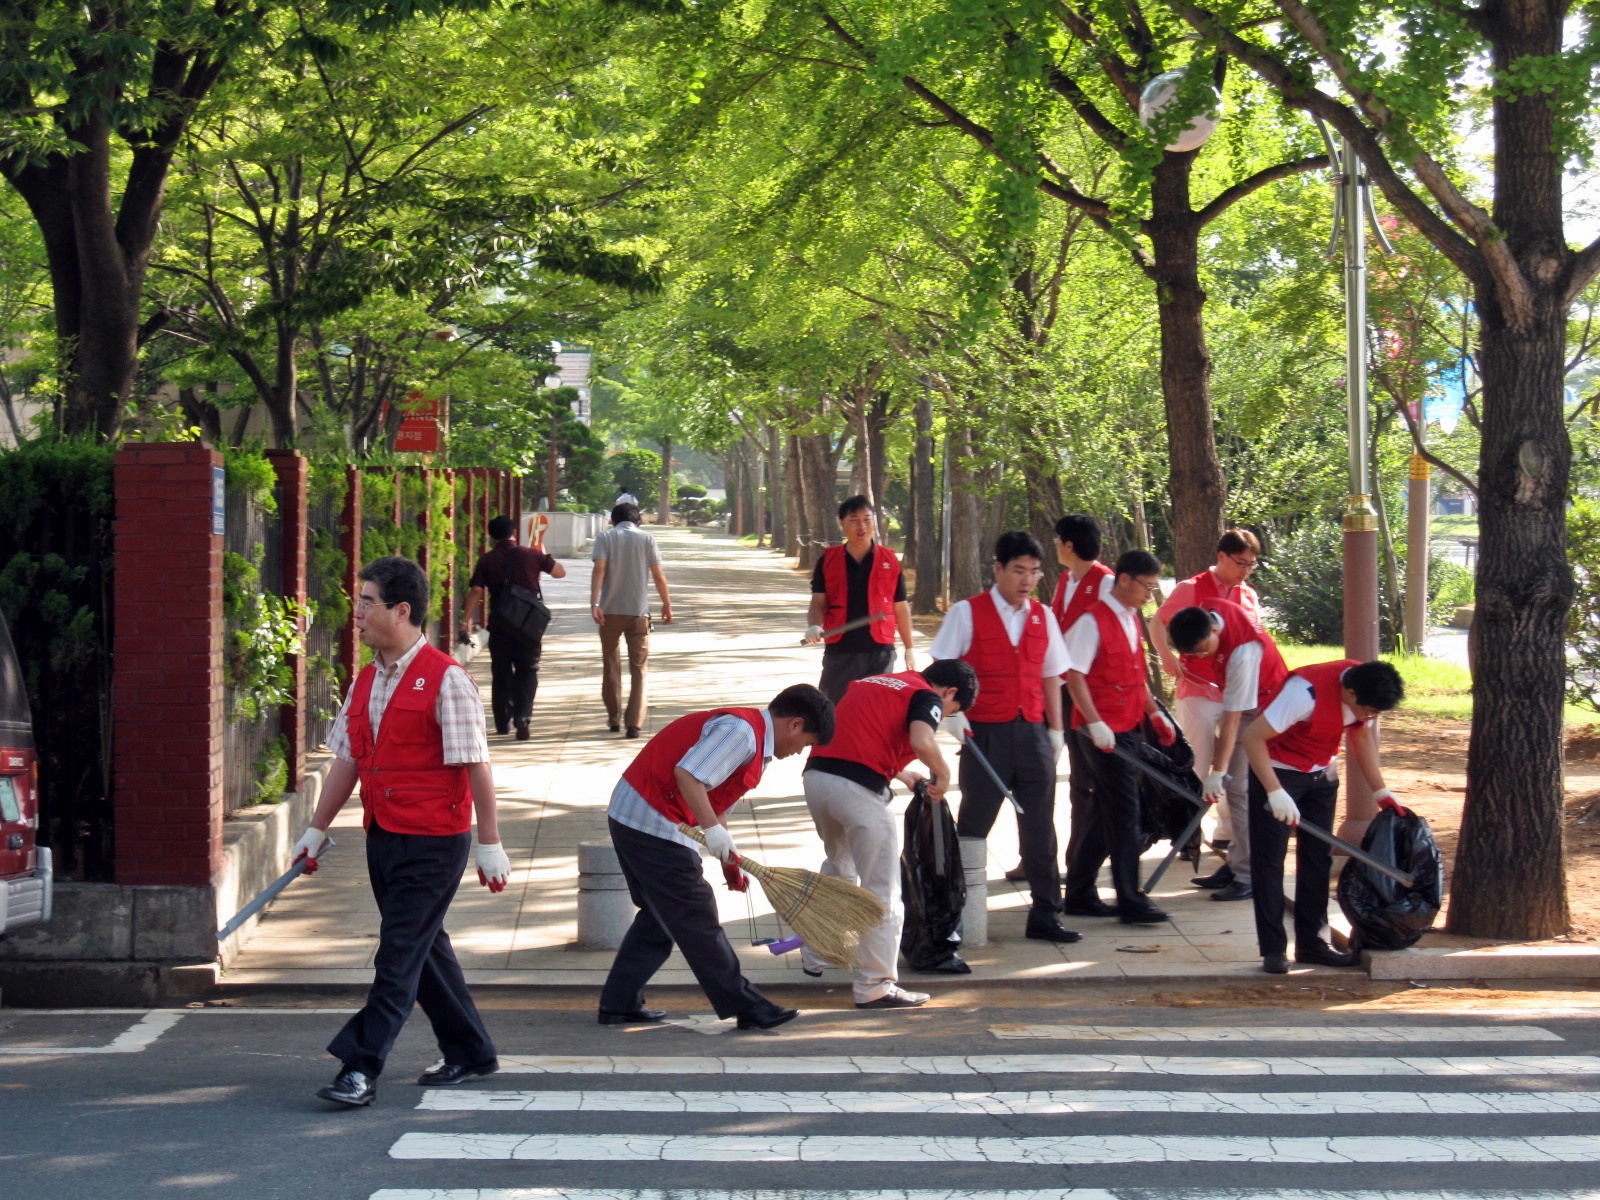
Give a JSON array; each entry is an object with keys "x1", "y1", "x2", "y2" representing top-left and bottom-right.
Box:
[{"x1": 4, "y1": 996, "x2": 1600, "y2": 1200}]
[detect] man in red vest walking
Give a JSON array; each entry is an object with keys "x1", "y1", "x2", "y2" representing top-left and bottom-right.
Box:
[
  {"x1": 1163, "y1": 597, "x2": 1292, "y2": 903},
  {"x1": 1149, "y1": 528, "x2": 1264, "y2": 898},
  {"x1": 1242, "y1": 660, "x2": 1407, "y2": 973},
  {"x1": 805, "y1": 495, "x2": 916, "y2": 702},
  {"x1": 1063, "y1": 549, "x2": 1177, "y2": 925},
  {"x1": 801, "y1": 659, "x2": 979, "y2": 1007},
  {"x1": 292, "y1": 556, "x2": 510, "y2": 1108},
  {"x1": 928, "y1": 531, "x2": 1078, "y2": 944},
  {"x1": 599, "y1": 683, "x2": 834, "y2": 1030}
]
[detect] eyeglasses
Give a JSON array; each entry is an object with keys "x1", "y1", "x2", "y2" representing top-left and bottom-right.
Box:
[
  {"x1": 354, "y1": 595, "x2": 396, "y2": 612},
  {"x1": 1133, "y1": 578, "x2": 1161, "y2": 595},
  {"x1": 1001, "y1": 567, "x2": 1045, "y2": 580},
  {"x1": 1228, "y1": 555, "x2": 1261, "y2": 572}
]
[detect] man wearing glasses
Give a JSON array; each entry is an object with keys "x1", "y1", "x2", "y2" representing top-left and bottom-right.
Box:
[
  {"x1": 804, "y1": 495, "x2": 916, "y2": 703},
  {"x1": 928, "y1": 531, "x2": 1078, "y2": 945},
  {"x1": 1149, "y1": 528, "x2": 1265, "y2": 902}
]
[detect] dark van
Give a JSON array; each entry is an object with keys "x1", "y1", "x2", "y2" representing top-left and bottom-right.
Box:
[{"x1": 0, "y1": 609, "x2": 49, "y2": 933}]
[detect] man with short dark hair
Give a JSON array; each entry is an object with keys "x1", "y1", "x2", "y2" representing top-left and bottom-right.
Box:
[
  {"x1": 801, "y1": 658, "x2": 979, "y2": 1007},
  {"x1": 1242, "y1": 659, "x2": 1407, "y2": 974},
  {"x1": 599, "y1": 684, "x2": 834, "y2": 1031},
  {"x1": 805, "y1": 495, "x2": 916, "y2": 703},
  {"x1": 292, "y1": 556, "x2": 508, "y2": 1108},
  {"x1": 928, "y1": 531, "x2": 1078, "y2": 944},
  {"x1": 462, "y1": 515, "x2": 565, "y2": 741},
  {"x1": 1063, "y1": 549, "x2": 1177, "y2": 925},
  {"x1": 591, "y1": 502, "x2": 673, "y2": 737}
]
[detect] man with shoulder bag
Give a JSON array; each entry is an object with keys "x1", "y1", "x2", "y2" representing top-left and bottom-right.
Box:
[{"x1": 462, "y1": 515, "x2": 565, "y2": 740}]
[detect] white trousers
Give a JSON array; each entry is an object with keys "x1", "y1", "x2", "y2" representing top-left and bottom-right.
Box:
[
  {"x1": 1175, "y1": 695, "x2": 1253, "y2": 884},
  {"x1": 802, "y1": 769, "x2": 903, "y2": 1003}
]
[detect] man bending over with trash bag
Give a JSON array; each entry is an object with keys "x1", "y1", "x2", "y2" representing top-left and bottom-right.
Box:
[
  {"x1": 1242, "y1": 659, "x2": 1407, "y2": 974},
  {"x1": 599, "y1": 683, "x2": 834, "y2": 1031},
  {"x1": 800, "y1": 658, "x2": 979, "y2": 1009}
]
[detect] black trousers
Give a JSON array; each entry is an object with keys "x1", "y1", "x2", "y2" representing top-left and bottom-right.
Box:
[
  {"x1": 488, "y1": 630, "x2": 541, "y2": 731},
  {"x1": 818, "y1": 645, "x2": 895, "y2": 704},
  {"x1": 600, "y1": 818, "x2": 769, "y2": 1019},
  {"x1": 1080, "y1": 727, "x2": 1158, "y2": 913},
  {"x1": 327, "y1": 824, "x2": 494, "y2": 1079},
  {"x1": 1061, "y1": 704, "x2": 1109, "y2": 907},
  {"x1": 1248, "y1": 767, "x2": 1338, "y2": 957},
  {"x1": 955, "y1": 717, "x2": 1060, "y2": 915}
]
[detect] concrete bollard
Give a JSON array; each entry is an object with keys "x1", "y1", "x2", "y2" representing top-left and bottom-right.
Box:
[
  {"x1": 576, "y1": 840, "x2": 633, "y2": 949},
  {"x1": 959, "y1": 836, "x2": 988, "y2": 947}
]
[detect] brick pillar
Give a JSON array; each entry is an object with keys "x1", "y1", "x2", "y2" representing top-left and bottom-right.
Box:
[
  {"x1": 512, "y1": 475, "x2": 523, "y2": 529},
  {"x1": 113, "y1": 444, "x2": 225, "y2": 886},
  {"x1": 417, "y1": 466, "x2": 433, "y2": 635},
  {"x1": 267, "y1": 450, "x2": 309, "y2": 792},
  {"x1": 339, "y1": 467, "x2": 362, "y2": 690},
  {"x1": 391, "y1": 468, "x2": 403, "y2": 554},
  {"x1": 477, "y1": 468, "x2": 491, "y2": 553},
  {"x1": 463, "y1": 469, "x2": 476, "y2": 563},
  {"x1": 438, "y1": 469, "x2": 456, "y2": 651}
]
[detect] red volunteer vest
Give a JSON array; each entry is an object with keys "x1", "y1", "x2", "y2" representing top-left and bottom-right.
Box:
[
  {"x1": 1070, "y1": 598, "x2": 1149, "y2": 733},
  {"x1": 1265, "y1": 659, "x2": 1362, "y2": 772},
  {"x1": 961, "y1": 592, "x2": 1048, "y2": 723},
  {"x1": 821, "y1": 543, "x2": 900, "y2": 644},
  {"x1": 1190, "y1": 597, "x2": 1289, "y2": 711},
  {"x1": 1175, "y1": 569, "x2": 1263, "y2": 699},
  {"x1": 621, "y1": 708, "x2": 768, "y2": 826},
  {"x1": 809, "y1": 670, "x2": 928, "y2": 780},
  {"x1": 346, "y1": 642, "x2": 473, "y2": 836},
  {"x1": 1052, "y1": 560, "x2": 1114, "y2": 632}
]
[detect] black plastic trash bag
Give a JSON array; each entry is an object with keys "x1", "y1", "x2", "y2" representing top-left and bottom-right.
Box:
[
  {"x1": 1136, "y1": 700, "x2": 1203, "y2": 859},
  {"x1": 899, "y1": 780, "x2": 969, "y2": 973},
  {"x1": 1337, "y1": 808, "x2": 1445, "y2": 951}
]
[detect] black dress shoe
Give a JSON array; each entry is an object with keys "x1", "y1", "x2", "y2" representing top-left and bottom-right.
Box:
[
  {"x1": 1296, "y1": 939, "x2": 1359, "y2": 968},
  {"x1": 494, "y1": 725, "x2": 510, "y2": 737},
  {"x1": 1062, "y1": 899, "x2": 1118, "y2": 917},
  {"x1": 1262, "y1": 953, "x2": 1290, "y2": 974},
  {"x1": 1003, "y1": 861, "x2": 1027, "y2": 881},
  {"x1": 514, "y1": 720, "x2": 530, "y2": 741},
  {"x1": 1210, "y1": 881, "x2": 1254, "y2": 901},
  {"x1": 913, "y1": 955, "x2": 971, "y2": 974},
  {"x1": 625, "y1": 726, "x2": 641, "y2": 739},
  {"x1": 1119, "y1": 906, "x2": 1171, "y2": 924},
  {"x1": 317, "y1": 1067, "x2": 377, "y2": 1107},
  {"x1": 417, "y1": 1058, "x2": 499, "y2": 1086},
  {"x1": 1191, "y1": 864, "x2": 1234, "y2": 889},
  {"x1": 607, "y1": 722, "x2": 621, "y2": 733},
  {"x1": 736, "y1": 1001, "x2": 799, "y2": 1030},
  {"x1": 598, "y1": 1006, "x2": 667, "y2": 1025},
  {"x1": 1025, "y1": 919, "x2": 1083, "y2": 944}
]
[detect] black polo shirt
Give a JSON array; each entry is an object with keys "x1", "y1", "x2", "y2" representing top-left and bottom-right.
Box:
[{"x1": 810, "y1": 543, "x2": 907, "y2": 651}]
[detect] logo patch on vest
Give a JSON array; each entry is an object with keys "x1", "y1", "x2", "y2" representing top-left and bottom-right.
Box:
[{"x1": 413, "y1": 677, "x2": 427, "y2": 690}]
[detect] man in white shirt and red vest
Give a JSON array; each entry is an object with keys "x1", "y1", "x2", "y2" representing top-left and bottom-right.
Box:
[
  {"x1": 1242, "y1": 659, "x2": 1407, "y2": 973},
  {"x1": 1049, "y1": 514, "x2": 1119, "y2": 916},
  {"x1": 805, "y1": 495, "x2": 916, "y2": 703},
  {"x1": 291, "y1": 556, "x2": 511, "y2": 1108},
  {"x1": 1163, "y1": 597, "x2": 1291, "y2": 903},
  {"x1": 1062, "y1": 549, "x2": 1178, "y2": 925},
  {"x1": 599, "y1": 683, "x2": 834, "y2": 1030},
  {"x1": 928, "y1": 531, "x2": 1078, "y2": 944},
  {"x1": 801, "y1": 658, "x2": 980, "y2": 1007},
  {"x1": 1149, "y1": 528, "x2": 1264, "y2": 897}
]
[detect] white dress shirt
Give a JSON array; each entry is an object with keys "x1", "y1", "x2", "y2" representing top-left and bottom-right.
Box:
[
  {"x1": 1064, "y1": 591, "x2": 1143, "y2": 675},
  {"x1": 928, "y1": 586, "x2": 1070, "y2": 677}
]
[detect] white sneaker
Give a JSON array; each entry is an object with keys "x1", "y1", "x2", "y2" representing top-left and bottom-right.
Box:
[{"x1": 856, "y1": 985, "x2": 931, "y2": 1009}]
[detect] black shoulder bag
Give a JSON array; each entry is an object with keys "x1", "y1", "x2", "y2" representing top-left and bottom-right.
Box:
[{"x1": 488, "y1": 550, "x2": 552, "y2": 642}]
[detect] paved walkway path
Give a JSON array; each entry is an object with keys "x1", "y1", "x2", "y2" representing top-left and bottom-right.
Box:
[{"x1": 224, "y1": 528, "x2": 1341, "y2": 994}]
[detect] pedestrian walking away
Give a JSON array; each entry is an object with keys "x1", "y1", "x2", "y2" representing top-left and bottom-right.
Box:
[
  {"x1": 804, "y1": 495, "x2": 916, "y2": 703},
  {"x1": 800, "y1": 659, "x2": 979, "y2": 1006},
  {"x1": 591, "y1": 502, "x2": 673, "y2": 738},
  {"x1": 461, "y1": 514, "x2": 565, "y2": 741},
  {"x1": 1163, "y1": 596, "x2": 1290, "y2": 903},
  {"x1": 598, "y1": 683, "x2": 834, "y2": 1031},
  {"x1": 928, "y1": 531, "x2": 1077, "y2": 945},
  {"x1": 1062, "y1": 549, "x2": 1178, "y2": 926},
  {"x1": 1049, "y1": 514, "x2": 1118, "y2": 916},
  {"x1": 1148, "y1": 528, "x2": 1265, "y2": 892},
  {"x1": 1242, "y1": 658, "x2": 1408, "y2": 974},
  {"x1": 291, "y1": 556, "x2": 511, "y2": 1109}
]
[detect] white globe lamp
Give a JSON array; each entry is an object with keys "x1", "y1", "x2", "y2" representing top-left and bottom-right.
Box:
[{"x1": 1139, "y1": 69, "x2": 1223, "y2": 152}]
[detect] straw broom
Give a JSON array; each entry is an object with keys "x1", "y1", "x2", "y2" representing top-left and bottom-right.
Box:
[{"x1": 677, "y1": 822, "x2": 886, "y2": 968}]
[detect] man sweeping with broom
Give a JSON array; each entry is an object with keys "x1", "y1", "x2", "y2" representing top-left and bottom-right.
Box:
[{"x1": 598, "y1": 683, "x2": 835, "y2": 1031}]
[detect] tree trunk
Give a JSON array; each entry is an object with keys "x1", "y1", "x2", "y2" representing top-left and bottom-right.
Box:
[
  {"x1": 1148, "y1": 156, "x2": 1227, "y2": 578},
  {"x1": 948, "y1": 423, "x2": 989, "y2": 600},
  {"x1": 911, "y1": 386, "x2": 940, "y2": 614},
  {"x1": 658, "y1": 435, "x2": 673, "y2": 525},
  {"x1": 766, "y1": 425, "x2": 786, "y2": 550},
  {"x1": 867, "y1": 390, "x2": 891, "y2": 543},
  {"x1": 726, "y1": 449, "x2": 744, "y2": 537},
  {"x1": 1022, "y1": 441, "x2": 1066, "y2": 599},
  {"x1": 784, "y1": 433, "x2": 802, "y2": 557}
]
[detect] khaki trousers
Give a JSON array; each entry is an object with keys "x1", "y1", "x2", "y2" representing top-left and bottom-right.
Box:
[{"x1": 600, "y1": 613, "x2": 651, "y2": 730}]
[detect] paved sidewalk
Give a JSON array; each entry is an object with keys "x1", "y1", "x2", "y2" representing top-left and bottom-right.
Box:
[{"x1": 222, "y1": 528, "x2": 1376, "y2": 994}]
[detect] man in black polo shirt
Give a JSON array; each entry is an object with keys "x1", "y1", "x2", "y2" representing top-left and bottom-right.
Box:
[
  {"x1": 461, "y1": 515, "x2": 565, "y2": 739},
  {"x1": 804, "y1": 496, "x2": 916, "y2": 703}
]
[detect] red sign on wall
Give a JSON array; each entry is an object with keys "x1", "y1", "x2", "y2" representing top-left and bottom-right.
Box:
[{"x1": 394, "y1": 390, "x2": 441, "y2": 453}]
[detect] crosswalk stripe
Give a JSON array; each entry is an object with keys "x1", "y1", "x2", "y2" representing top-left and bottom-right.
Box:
[
  {"x1": 369, "y1": 1192, "x2": 1600, "y2": 1200},
  {"x1": 389, "y1": 1131, "x2": 1600, "y2": 1163},
  {"x1": 495, "y1": 1053, "x2": 1600, "y2": 1077},
  {"x1": 988, "y1": 1024, "x2": 1564, "y2": 1042},
  {"x1": 416, "y1": 1087, "x2": 1600, "y2": 1115}
]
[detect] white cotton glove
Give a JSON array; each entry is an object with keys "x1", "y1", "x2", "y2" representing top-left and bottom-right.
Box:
[
  {"x1": 1048, "y1": 727, "x2": 1065, "y2": 762},
  {"x1": 803, "y1": 623, "x2": 825, "y2": 644},
  {"x1": 1266, "y1": 788, "x2": 1301, "y2": 826},
  {"x1": 944, "y1": 711, "x2": 972, "y2": 740},
  {"x1": 292, "y1": 827, "x2": 327, "y2": 874},
  {"x1": 1148, "y1": 709, "x2": 1177, "y2": 746},
  {"x1": 1203, "y1": 770, "x2": 1227, "y2": 805},
  {"x1": 475, "y1": 842, "x2": 512, "y2": 893},
  {"x1": 1084, "y1": 721, "x2": 1115, "y2": 752},
  {"x1": 1374, "y1": 787, "x2": 1409, "y2": 816},
  {"x1": 701, "y1": 824, "x2": 738, "y2": 863}
]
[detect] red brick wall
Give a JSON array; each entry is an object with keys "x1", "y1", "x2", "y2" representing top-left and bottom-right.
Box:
[{"x1": 268, "y1": 450, "x2": 308, "y2": 791}]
